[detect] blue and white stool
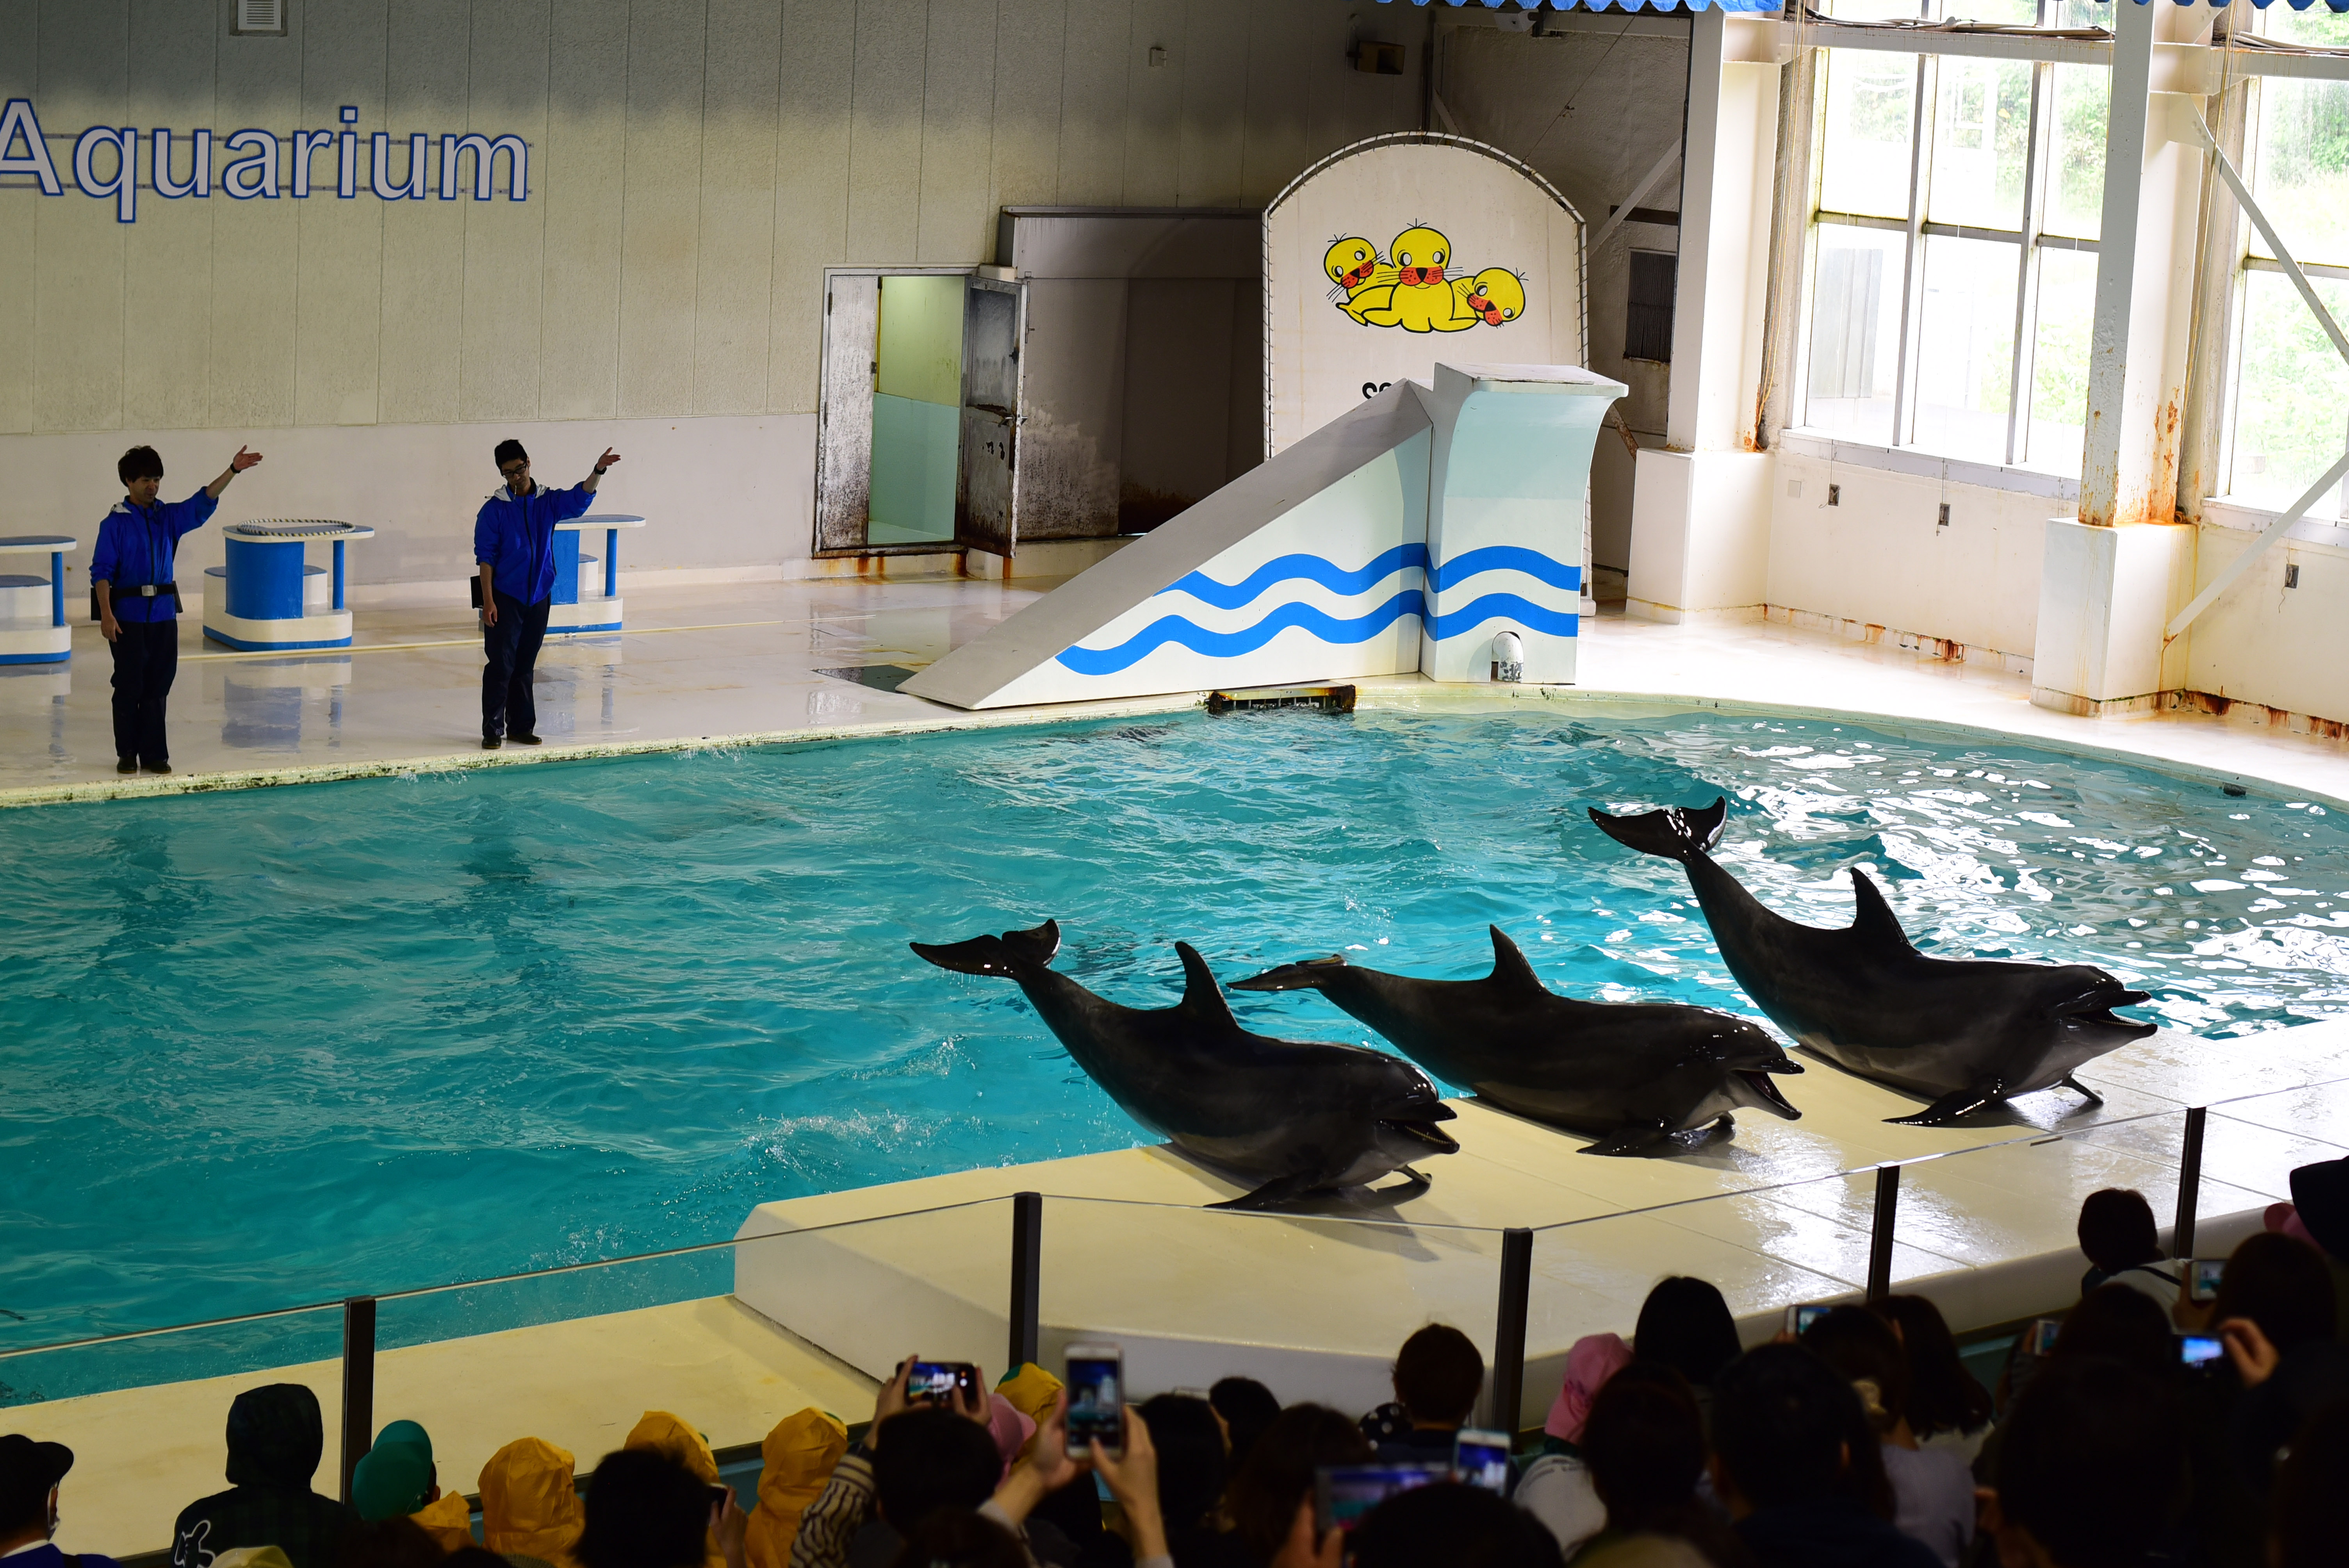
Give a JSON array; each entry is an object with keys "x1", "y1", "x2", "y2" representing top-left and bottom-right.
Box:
[
  {"x1": 202, "y1": 520, "x2": 377, "y2": 651},
  {"x1": 0, "y1": 535, "x2": 78, "y2": 664},
  {"x1": 550, "y1": 514, "x2": 645, "y2": 635}
]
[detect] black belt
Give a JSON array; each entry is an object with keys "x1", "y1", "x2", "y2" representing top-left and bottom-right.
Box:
[{"x1": 93, "y1": 581, "x2": 183, "y2": 616}]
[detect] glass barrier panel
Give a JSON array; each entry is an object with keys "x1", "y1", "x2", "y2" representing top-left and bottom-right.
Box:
[
  {"x1": 1035, "y1": 1194, "x2": 1506, "y2": 1427},
  {"x1": 2, "y1": 1303, "x2": 348, "y2": 1561}
]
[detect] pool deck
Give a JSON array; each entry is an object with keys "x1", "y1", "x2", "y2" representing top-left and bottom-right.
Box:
[
  {"x1": 20, "y1": 572, "x2": 2349, "y2": 1556},
  {"x1": 3, "y1": 573, "x2": 2347, "y2": 807}
]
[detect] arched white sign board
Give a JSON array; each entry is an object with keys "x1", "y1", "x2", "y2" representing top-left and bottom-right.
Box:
[{"x1": 1265, "y1": 135, "x2": 1588, "y2": 458}]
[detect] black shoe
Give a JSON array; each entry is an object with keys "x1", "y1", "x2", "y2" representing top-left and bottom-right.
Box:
[
  {"x1": 482, "y1": 735, "x2": 503, "y2": 750},
  {"x1": 509, "y1": 732, "x2": 543, "y2": 746},
  {"x1": 143, "y1": 762, "x2": 172, "y2": 775},
  {"x1": 116, "y1": 758, "x2": 137, "y2": 775}
]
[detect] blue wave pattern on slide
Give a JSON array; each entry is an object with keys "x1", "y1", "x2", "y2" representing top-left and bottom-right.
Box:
[{"x1": 1060, "y1": 543, "x2": 1582, "y2": 674}]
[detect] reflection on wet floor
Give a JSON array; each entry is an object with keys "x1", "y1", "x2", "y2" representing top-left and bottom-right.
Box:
[{"x1": 213, "y1": 657, "x2": 353, "y2": 752}]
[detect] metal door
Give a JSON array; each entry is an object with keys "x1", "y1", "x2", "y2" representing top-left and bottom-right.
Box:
[
  {"x1": 814, "y1": 272, "x2": 879, "y2": 554},
  {"x1": 956, "y1": 277, "x2": 1027, "y2": 557}
]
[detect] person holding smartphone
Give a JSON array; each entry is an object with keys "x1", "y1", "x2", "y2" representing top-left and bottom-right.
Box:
[
  {"x1": 473, "y1": 439, "x2": 618, "y2": 749},
  {"x1": 91, "y1": 443, "x2": 261, "y2": 775}
]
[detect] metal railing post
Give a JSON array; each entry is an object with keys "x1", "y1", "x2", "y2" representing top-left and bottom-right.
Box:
[
  {"x1": 1008, "y1": 1192, "x2": 1042, "y2": 1372},
  {"x1": 339, "y1": 1295, "x2": 376, "y2": 1504},
  {"x1": 1866, "y1": 1166, "x2": 1901, "y2": 1304},
  {"x1": 2175, "y1": 1107, "x2": 2208, "y2": 1260},
  {"x1": 1490, "y1": 1229, "x2": 1533, "y2": 1438}
]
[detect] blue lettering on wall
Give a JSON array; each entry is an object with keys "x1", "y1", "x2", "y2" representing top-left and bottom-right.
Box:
[{"x1": 0, "y1": 99, "x2": 530, "y2": 221}]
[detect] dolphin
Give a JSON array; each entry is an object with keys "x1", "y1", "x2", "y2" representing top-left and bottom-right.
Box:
[
  {"x1": 1587, "y1": 798, "x2": 2157, "y2": 1125},
  {"x1": 1231, "y1": 925, "x2": 1805, "y2": 1155},
  {"x1": 911, "y1": 919, "x2": 1460, "y2": 1209}
]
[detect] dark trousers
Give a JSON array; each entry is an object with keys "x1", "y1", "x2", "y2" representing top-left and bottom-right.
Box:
[
  {"x1": 482, "y1": 590, "x2": 552, "y2": 739},
  {"x1": 109, "y1": 617, "x2": 179, "y2": 765}
]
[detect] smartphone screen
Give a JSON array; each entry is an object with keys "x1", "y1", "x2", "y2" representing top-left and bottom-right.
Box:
[
  {"x1": 2189, "y1": 1259, "x2": 2225, "y2": 1304},
  {"x1": 1314, "y1": 1465, "x2": 1445, "y2": 1532},
  {"x1": 2178, "y1": 1333, "x2": 2226, "y2": 1368},
  {"x1": 1453, "y1": 1429, "x2": 1510, "y2": 1493},
  {"x1": 1064, "y1": 1345, "x2": 1124, "y2": 1458},
  {"x1": 908, "y1": 1361, "x2": 974, "y2": 1404},
  {"x1": 2026, "y1": 1317, "x2": 2065, "y2": 1357},
  {"x1": 1787, "y1": 1303, "x2": 1831, "y2": 1337}
]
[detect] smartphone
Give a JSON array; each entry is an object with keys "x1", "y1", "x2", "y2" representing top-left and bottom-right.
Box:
[
  {"x1": 1314, "y1": 1464, "x2": 1446, "y2": 1533},
  {"x1": 1064, "y1": 1343, "x2": 1125, "y2": 1459},
  {"x1": 708, "y1": 1482, "x2": 731, "y2": 1510},
  {"x1": 907, "y1": 1360, "x2": 977, "y2": 1405},
  {"x1": 2178, "y1": 1332, "x2": 2226, "y2": 1369},
  {"x1": 1453, "y1": 1429, "x2": 1511, "y2": 1493},
  {"x1": 1785, "y1": 1303, "x2": 1832, "y2": 1337},
  {"x1": 2025, "y1": 1317, "x2": 2065, "y2": 1357},
  {"x1": 2188, "y1": 1258, "x2": 2226, "y2": 1304}
]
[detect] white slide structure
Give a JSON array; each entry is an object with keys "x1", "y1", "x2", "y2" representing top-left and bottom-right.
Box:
[{"x1": 900, "y1": 362, "x2": 1625, "y2": 711}]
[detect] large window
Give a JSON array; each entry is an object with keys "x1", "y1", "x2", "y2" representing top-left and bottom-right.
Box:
[
  {"x1": 2224, "y1": 12, "x2": 2349, "y2": 512},
  {"x1": 1796, "y1": 26, "x2": 2110, "y2": 477}
]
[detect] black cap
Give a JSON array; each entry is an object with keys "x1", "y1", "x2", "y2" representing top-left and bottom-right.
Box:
[
  {"x1": 2291, "y1": 1157, "x2": 2349, "y2": 1265},
  {"x1": 0, "y1": 1435, "x2": 73, "y2": 1532}
]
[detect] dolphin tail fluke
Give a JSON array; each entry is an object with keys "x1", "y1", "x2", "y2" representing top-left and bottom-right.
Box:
[
  {"x1": 1886, "y1": 1079, "x2": 2007, "y2": 1126},
  {"x1": 910, "y1": 919, "x2": 1061, "y2": 977},
  {"x1": 1229, "y1": 955, "x2": 1348, "y2": 993},
  {"x1": 1586, "y1": 798, "x2": 1730, "y2": 862}
]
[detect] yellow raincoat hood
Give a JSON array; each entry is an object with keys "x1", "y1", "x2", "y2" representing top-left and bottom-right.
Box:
[
  {"x1": 745, "y1": 1408, "x2": 849, "y2": 1568},
  {"x1": 411, "y1": 1488, "x2": 477, "y2": 1552},
  {"x1": 479, "y1": 1436, "x2": 583, "y2": 1563},
  {"x1": 623, "y1": 1410, "x2": 720, "y2": 1482}
]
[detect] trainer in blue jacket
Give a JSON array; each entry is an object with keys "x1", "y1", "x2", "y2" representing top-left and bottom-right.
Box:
[
  {"x1": 473, "y1": 438, "x2": 620, "y2": 748},
  {"x1": 90, "y1": 442, "x2": 262, "y2": 775}
]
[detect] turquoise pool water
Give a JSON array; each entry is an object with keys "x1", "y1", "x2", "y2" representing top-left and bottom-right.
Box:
[{"x1": 5, "y1": 707, "x2": 2347, "y2": 1366}]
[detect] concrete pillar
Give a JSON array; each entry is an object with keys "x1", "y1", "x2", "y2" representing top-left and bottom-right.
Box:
[
  {"x1": 2030, "y1": 1, "x2": 2208, "y2": 713},
  {"x1": 1625, "y1": 11, "x2": 1782, "y2": 623}
]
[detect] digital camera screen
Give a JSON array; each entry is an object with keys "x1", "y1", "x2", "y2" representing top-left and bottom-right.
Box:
[
  {"x1": 908, "y1": 1361, "x2": 970, "y2": 1403},
  {"x1": 1316, "y1": 1465, "x2": 1444, "y2": 1532},
  {"x1": 2178, "y1": 1333, "x2": 2226, "y2": 1368},
  {"x1": 1453, "y1": 1438, "x2": 1510, "y2": 1494},
  {"x1": 1064, "y1": 1355, "x2": 1123, "y2": 1450}
]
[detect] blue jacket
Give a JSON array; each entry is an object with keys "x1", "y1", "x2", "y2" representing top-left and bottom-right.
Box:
[
  {"x1": 474, "y1": 481, "x2": 593, "y2": 606},
  {"x1": 90, "y1": 492, "x2": 217, "y2": 623}
]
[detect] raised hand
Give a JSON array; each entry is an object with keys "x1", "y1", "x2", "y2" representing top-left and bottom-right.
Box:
[{"x1": 229, "y1": 446, "x2": 262, "y2": 472}]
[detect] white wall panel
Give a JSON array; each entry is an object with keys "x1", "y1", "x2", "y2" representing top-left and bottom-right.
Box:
[
  {"x1": 124, "y1": 0, "x2": 218, "y2": 432},
  {"x1": 0, "y1": 0, "x2": 36, "y2": 435},
  {"x1": 1123, "y1": 0, "x2": 1183, "y2": 205},
  {"x1": 916, "y1": 0, "x2": 997, "y2": 265},
  {"x1": 290, "y1": 0, "x2": 383, "y2": 428},
  {"x1": 693, "y1": 0, "x2": 783, "y2": 415},
  {"x1": 1178, "y1": 0, "x2": 1246, "y2": 208},
  {"x1": 989, "y1": 0, "x2": 1065, "y2": 214},
  {"x1": 32, "y1": 0, "x2": 127, "y2": 434},
  {"x1": 845, "y1": 0, "x2": 925, "y2": 264},
  {"x1": 375, "y1": 0, "x2": 469, "y2": 425},
  {"x1": 458, "y1": 0, "x2": 550, "y2": 424},
  {"x1": 767, "y1": 0, "x2": 854, "y2": 414},
  {"x1": 1055, "y1": 0, "x2": 1128, "y2": 205},
  {"x1": 539, "y1": 0, "x2": 627, "y2": 421},
  {"x1": 616, "y1": 0, "x2": 705, "y2": 417}
]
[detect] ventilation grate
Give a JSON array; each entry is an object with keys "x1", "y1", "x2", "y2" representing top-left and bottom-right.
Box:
[
  {"x1": 1204, "y1": 684, "x2": 1357, "y2": 715},
  {"x1": 233, "y1": 0, "x2": 285, "y2": 36}
]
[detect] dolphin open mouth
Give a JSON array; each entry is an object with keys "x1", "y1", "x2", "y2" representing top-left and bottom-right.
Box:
[
  {"x1": 2053, "y1": 987, "x2": 2158, "y2": 1035},
  {"x1": 1382, "y1": 1116, "x2": 1462, "y2": 1155},
  {"x1": 1736, "y1": 1071, "x2": 1803, "y2": 1119}
]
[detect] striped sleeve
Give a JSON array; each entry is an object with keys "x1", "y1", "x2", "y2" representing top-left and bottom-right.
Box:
[{"x1": 788, "y1": 1450, "x2": 877, "y2": 1568}]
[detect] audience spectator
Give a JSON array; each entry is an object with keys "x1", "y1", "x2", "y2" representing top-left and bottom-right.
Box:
[
  {"x1": 479, "y1": 1436, "x2": 585, "y2": 1561},
  {"x1": 747, "y1": 1409, "x2": 851, "y2": 1568},
  {"x1": 1515, "y1": 1333, "x2": 1632, "y2": 1556},
  {"x1": 1120, "y1": 1395, "x2": 1244, "y2": 1568},
  {"x1": 1632, "y1": 1280, "x2": 1743, "y2": 1431},
  {"x1": 1208, "y1": 1379, "x2": 1281, "y2": 1472},
  {"x1": 889, "y1": 1511, "x2": 1032, "y2": 1568},
  {"x1": 577, "y1": 1446, "x2": 747, "y2": 1568},
  {"x1": 1797, "y1": 1308, "x2": 1971, "y2": 1568},
  {"x1": 1348, "y1": 1481, "x2": 1563, "y2": 1568},
  {"x1": 2212, "y1": 1232, "x2": 2349, "y2": 1497},
  {"x1": 169, "y1": 1383, "x2": 357, "y2": 1568},
  {"x1": 1985, "y1": 1356, "x2": 2187, "y2": 1568},
  {"x1": 1869, "y1": 1297, "x2": 1993, "y2": 1462},
  {"x1": 2075, "y1": 1189, "x2": 2180, "y2": 1311},
  {"x1": 349, "y1": 1421, "x2": 472, "y2": 1551},
  {"x1": 2269, "y1": 1395, "x2": 2349, "y2": 1568},
  {"x1": 2287, "y1": 1156, "x2": 2349, "y2": 1340},
  {"x1": 2048, "y1": 1283, "x2": 2172, "y2": 1373},
  {"x1": 1223, "y1": 1405, "x2": 1374, "y2": 1565},
  {"x1": 1365, "y1": 1326, "x2": 1484, "y2": 1464},
  {"x1": 1709, "y1": 1345, "x2": 1933, "y2": 1568},
  {"x1": 0, "y1": 1436, "x2": 123, "y2": 1568},
  {"x1": 1569, "y1": 1363, "x2": 1752, "y2": 1568}
]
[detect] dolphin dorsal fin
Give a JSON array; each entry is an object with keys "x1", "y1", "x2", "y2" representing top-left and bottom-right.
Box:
[
  {"x1": 1486, "y1": 926, "x2": 1549, "y2": 995},
  {"x1": 1846, "y1": 869, "x2": 1918, "y2": 955},
  {"x1": 1173, "y1": 942, "x2": 1242, "y2": 1031}
]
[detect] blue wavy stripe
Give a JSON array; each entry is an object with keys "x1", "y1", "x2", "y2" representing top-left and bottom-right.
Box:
[
  {"x1": 1166, "y1": 544, "x2": 1429, "y2": 610},
  {"x1": 1428, "y1": 546, "x2": 1583, "y2": 594},
  {"x1": 1428, "y1": 593, "x2": 1579, "y2": 641},
  {"x1": 1056, "y1": 590, "x2": 1426, "y2": 675}
]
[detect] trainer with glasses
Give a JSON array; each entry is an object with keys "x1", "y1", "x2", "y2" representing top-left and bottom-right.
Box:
[
  {"x1": 474, "y1": 439, "x2": 619, "y2": 749},
  {"x1": 91, "y1": 442, "x2": 263, "y2": 776}
]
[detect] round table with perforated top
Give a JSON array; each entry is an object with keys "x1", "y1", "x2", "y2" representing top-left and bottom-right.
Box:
[
  {"x1": 201, "y1": 520, "x2": 377, "y2": 651},
  {"x1": 0, "y1": 535, "x2": 77, "y2": 663}
]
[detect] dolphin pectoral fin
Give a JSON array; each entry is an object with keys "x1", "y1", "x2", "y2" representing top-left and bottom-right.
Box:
[
  {"x1": 1173, "y1": 943, "x2": 1244, "y2": 1030},
  {"x1": 1229, "y1": 955, "x2": 1347, "y2": 993},
  {"x1": 1485, "y1": 927, "x2": 1551, "y2": 996},
  {"x1": 1845, "y1": 870, "x2": 1920, "y2": 956},
  {"x1": 1586, "y1": 798, "x2": 1730, "y2": 861},
  {"x1": 2060, "y1": 1073, "x2": 2105, "y2": 1107},
  {"x1": 1581, "y1": 1119, "x2": 1673, "y2": 1156},
  {"x1": 1207, "y1": 1171, "x2": 1326, "y2": 1211},
  {"x1": 1887, "y1": 1080, "x2": 2008, "y2": 1126}
]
